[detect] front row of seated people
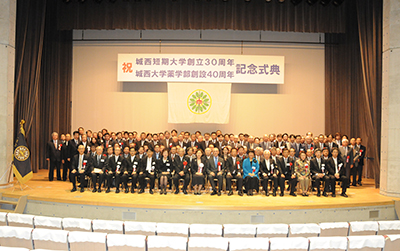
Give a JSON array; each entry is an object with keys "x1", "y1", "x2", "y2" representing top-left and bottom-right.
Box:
[{"x1": 71, "y1": 144, "x2": 349, "y2": 197}]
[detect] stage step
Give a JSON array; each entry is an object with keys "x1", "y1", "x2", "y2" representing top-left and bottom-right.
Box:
[{"x1": 0, "y1": 193, "x2": 27, "y2": 214}]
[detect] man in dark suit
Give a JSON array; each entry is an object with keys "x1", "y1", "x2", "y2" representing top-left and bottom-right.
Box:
[
  {"x1": 304, "y1": 136, "x2": 314, "y2": 151},
  {"x1": 260, "y1": 150, "x2": 280, "y2": 196},
  {"x1": 122, "y1": 147, "x2": 140, "y2": 193},
  {"x1": 46, "y1": 132, "x2": 63, "y2": 181},
  {"x1": 70, "y1": 145, "x2": 92, "y2": 192},
  {"x1": 215, "y1": 134, "x2": 226, "y2": 150},
  {"x1": 78, "y1": 134, "x2": 90, "y2": 154},
  {"x1": 105, "y1": 147, "x2": 124, "y2": 193},
  {"x1": 138, "y1": 149, "x2": 157, "y2": 194},
  {"x1": 102, "y1": 133, "x2": 115, "y2": 153},
  {"x1": 196, "y1": 135, "x2": 206, "y2": 152},
  {"x1": 327, "y1": 148, "x2": 348, "y2": 197},
  {"x1": 277, "y1": 148, "x2": 297, "y2": 196},
  {"x1": 310, "y1": 148, "x2": 332, "y2": 197},
  {"x1": 61, "y1": 133, "x2": 71, "y2": 181},
  {"x1": 172, "y1": 148, "x2": 190, "y2": 194},
  {"x1": 206, "y1": 148, "x2": 225, "y2": 196},
  {"x1": 90, "y1": 146, "x2": 107, "y2": 193},
  {"x1": 290, "y1": 135, "x2": 305, "y2": 158},
  {"x1": 225, "y1": 148, "x2": 244, "y2": 196},
  {"x1": 355, "y1": 137, "x2": 366, "y2": 186}
]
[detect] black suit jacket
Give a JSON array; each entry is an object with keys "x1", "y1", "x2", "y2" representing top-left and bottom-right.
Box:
[
  {"x1": 310, "y1": 158, "x2": 328, "y2": 175},
  {"x1": 190, "y1": 157, "x2": 207, "y2": 175},
  {"x1": 225, "y1": 156, "x2": 243, "y2": 175},
  {"x1": 173, "y1": 155, "x2": 191, "y2": 174},
  {"x1": 196, "y1": 141, "x2": 206, "y2": 151},
  {"x1": 69, "y1": 139, "x2": 80, "y2": 159},
  {"x1": 106, "y1": 155, "x2": 124, "y2": 173},
  {"x1": 277, "y1": 156, "x2": 296, "y2": 176},
  {"x1": 91, "y1": 154, "x2": 107, "y2": 172},
  {"x1": 157, "y1": 157, "x2": 173, "y2": 173},
  {"x1": 139, "y1": 156, "x2": 158, "y2": 174},
  {"x1": 123, "y1": 154, "x2": 140, "y2": 174},
  {"x1": 46, "y1": 140, "x2": 62, "y2": 162},
  {"x1": 206, "y1": 156, "x2": 225, "y2": 174},
  {"x1": 326, "y1": 157, "x2": 346, "y2": 176},
  {"x1": 259, "y1": 157, "x2": 279, "y2": 177},
  {"x1": 71, "y1": 153, "x2": 92, "y2": 174}
]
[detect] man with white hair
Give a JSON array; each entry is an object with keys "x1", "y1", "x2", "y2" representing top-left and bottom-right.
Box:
[
  {"x1": 339, "y1": 138, "x2": 350, "y2": 163},
  {"x1": 260, "y1": 150, "x2": 279, "y2": 196},
  {"x1": 304, "y1": 136, "x2": 314, "y2": 151},
  {"x1": 46, "y1": 132, "x2": 63, "y2": 181}
]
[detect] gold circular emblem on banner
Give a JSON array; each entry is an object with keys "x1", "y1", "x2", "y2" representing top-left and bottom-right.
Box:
[
  {"x1": 187, "y1": 89, "x2": 212, "y2": 114},
  {"x1": 14, "y1": 146, "x2": 30, "y2": 161}
]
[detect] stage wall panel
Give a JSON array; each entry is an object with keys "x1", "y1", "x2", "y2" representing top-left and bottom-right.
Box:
[{"x1": 72, "y1": 36, "x2": 325, "y2": 136}]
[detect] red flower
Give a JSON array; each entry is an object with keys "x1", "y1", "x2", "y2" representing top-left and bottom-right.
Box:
[
  {"x1": 236, "y1": 161, "x2": 240, "y2": 165},
  {"x1": 196, "y1": 99, "x2": 203, "y2": 105},
  {"x1": 217, "y1": 162, "x2": 221, "y2": 166},
  {"x1": 290, "y1": 162, "x2": 292, "y2": 166},
  {"x1": 311, "y1": 147, "x2": 313, "y2": 150},
  {"x1": 183, "y1": 161, "x2": 187, "y2": 166},
  {"x1": 360, "y1": 150, "x2": 363, "y2": 153}
]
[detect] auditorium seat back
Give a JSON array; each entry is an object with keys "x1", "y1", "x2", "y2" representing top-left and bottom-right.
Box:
[
  {"x1": 256, "y1": 224, "x2": 288, "y2": 238},
  {"x1": 92, "y1": 219, "x2": 123, "y2": 234},
  {"x1": 383, "y1": 234, "x2": 400, "y2": 251},
  {"x1": 106, "y1": 234, "x2": 146, "y2": 251},
  {"x1": 223, "y1": 224, "x2": 256, "y2": 238},
  {"x1": 349, "y1": 221, "x2": 379, "y2": 236},
  {"x1": 189, "y1": 224, "x2": 223, "y2": 237},
  {"x1": 308, "y1": 236, "x2": 347, "y2": 251},
  {"x1": 7, "y1": 214, "x2": 33, "y2": 228},
  {"x1": 188, "y1": 237, "x2": 228, "y2": 251},
  {"x1": 347, "y1": 235, "x2": 385, "y2": 251},
  {"x1": 32, "y1": 228, "x2": 68, "y2": 250},
  {"x1": 0, "y1": 226, "x2": 33, "y2": 249},
  {"x1": 124, "y1": 221, "x2": 156, "y2": 236},
  {"x1": 289, "y1": 223, "x2": 320, "y2": 238},
  {"x1": 62, "y1": 218, "x2": 92, "y2": 232},
  {"x1": 318, "y1": 222, "x2": 349, "y2": 237},
  {"x1": 0, "y1": 212, "x2": 7, "y2": 226},
  {"x1": 68, "y1": 231, "x2": 106, "y2": 251},
  {"x1": 33, "y1": 216, "x2": 62, "y2": 230},
  {"x1": 0, "y1": 247, "x2": 30, "y2": 251},
  {"x1": 156, "y1": 223, "x2": 189, "y2": 237},
  {"x1": 147, "y1": 236, "x2": 187, "y2": 251},
  {"x1": 229, "y1": 237, "x2": 269, "y2": 251},
  {"x1": 377, "y1": 220, "x2": 400, "y2": 235},
  {"x1": 269, "y1": 237, "x2": 309, "y2": 251}
]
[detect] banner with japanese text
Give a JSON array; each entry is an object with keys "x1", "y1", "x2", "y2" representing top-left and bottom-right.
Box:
[
  {"x1": 118, "y1": 54, "x2": 284, "y2": 84},
  {"x1": 168, "y1": 83, "x2": 231, "y2": 124}
]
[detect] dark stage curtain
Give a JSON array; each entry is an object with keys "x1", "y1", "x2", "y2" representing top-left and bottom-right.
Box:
[
  {"x1": 57, "y1": 0, "x2": 346, "y2": 33},
  {"x1": 325, "y1": 0, "x2": 382, "y2": 187},
  {"x1": 14, "y1": 0, "x2": 72, "y2": 172}
]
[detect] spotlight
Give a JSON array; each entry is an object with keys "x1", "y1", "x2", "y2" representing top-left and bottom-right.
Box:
[
  {"x1": 332, "y1": 0, "x2": 344, "y2": 6},
  {"x1": 278, "y1": 0, "x2": 285, "y2": 3},
  {"x1": 291, "y1": 0, "x2": 302, "y2": 5},
  {"x1": 245, "y1": 0, "x2": 251, "y2": 2},
  {"x1": 306, "y1": 0, "x2": 318, "y2": 4},
  {"x1": 265, "y1": 0, "x2": 272, "y2": 2},
  {"x1": 320, "y1": 0, "x2": 330, "y2": 5}
]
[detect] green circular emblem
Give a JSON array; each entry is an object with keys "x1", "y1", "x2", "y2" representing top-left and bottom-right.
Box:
[{"x1": 187, "y1": 89, "x2": 212, "y2": 114}]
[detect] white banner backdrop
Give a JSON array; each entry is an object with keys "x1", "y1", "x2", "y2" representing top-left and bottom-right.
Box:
[
  {"x1": 168, "y1": 83, "x2": 231, "y2": 124},
  {"x1": 118, "y1": 54, "x2": 284, "y2": 84}
]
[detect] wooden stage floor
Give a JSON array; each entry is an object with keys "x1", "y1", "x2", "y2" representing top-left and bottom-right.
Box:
[{"x1": 0, "y1": 169, "x2": 397, "y2": 211}]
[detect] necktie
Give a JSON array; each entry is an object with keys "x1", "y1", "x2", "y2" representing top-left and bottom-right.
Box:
[
  {"x1": 79, "y1": 155, "x2": 83, "y2": 170},
  {"x1": 97, "y1": 155, "x2": 100, "y2": 165},
  {"x1": 215, "y1": 157, "x2": 218, "y2": 169}
]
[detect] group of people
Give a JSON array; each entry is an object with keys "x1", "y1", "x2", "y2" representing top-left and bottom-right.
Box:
[{"x1": 46, "y1": 128, "x2": 366, "y2": 197}]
